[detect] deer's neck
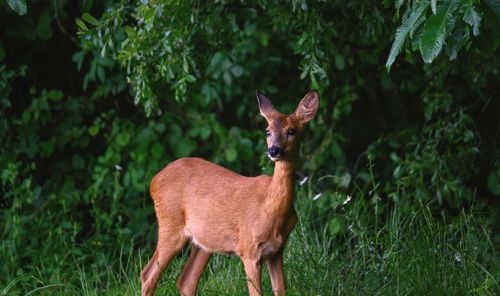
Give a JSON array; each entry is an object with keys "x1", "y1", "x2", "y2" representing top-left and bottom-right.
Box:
[{"x1": 265, "y1": 160, "x2": 295, "y2": 217}]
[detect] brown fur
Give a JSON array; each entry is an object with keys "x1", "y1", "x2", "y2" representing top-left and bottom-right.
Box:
[{"x1": 141, "y1": 90, "x2": 319, "y2": 296}]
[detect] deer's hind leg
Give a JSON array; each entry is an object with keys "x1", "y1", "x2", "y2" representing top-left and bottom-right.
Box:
[
  {"x1": 176, "y1": 244, "x2": 212, "y2": 296},
  {"x1": 141, "y1": 216, "x2": 188, "y2": 296}
]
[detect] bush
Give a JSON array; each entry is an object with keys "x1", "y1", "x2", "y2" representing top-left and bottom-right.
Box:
[{"x1": 1, "y1": 0, "x2": 499, "y2": 294}]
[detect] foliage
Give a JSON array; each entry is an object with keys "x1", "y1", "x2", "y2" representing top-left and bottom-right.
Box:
[
  {"x1": 0, "y1": 0, "x2": 499, "y2": 294},
  {"x1": 386, "y1": 0, "x2": 500, "y2": 69},
  {"x1": 5, "y1": 0, "x2": 27, "y2": 15}
]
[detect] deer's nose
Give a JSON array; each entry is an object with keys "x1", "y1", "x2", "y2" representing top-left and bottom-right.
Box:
[{"x1": 268, "y1": 146, "x2": 282, "y2": 157}]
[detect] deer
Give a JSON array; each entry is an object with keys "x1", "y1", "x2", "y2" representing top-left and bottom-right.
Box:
[{"x1": 140, "y1": 90, "x2": 319, "y2": 296}]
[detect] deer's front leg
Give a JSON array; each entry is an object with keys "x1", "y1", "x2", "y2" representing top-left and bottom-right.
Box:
[
  {"x1": 242, "y1": 257, "x2": 262, "y2": 296},
  {"x1": 267, "y1": 252, "x2": 285, "y2": 295},
  {"x1": 267, "y1": 209, "x2": 297, "y2": 295}
]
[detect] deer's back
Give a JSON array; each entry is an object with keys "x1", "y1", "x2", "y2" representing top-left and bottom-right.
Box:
[{"x1": 150, "y1": 157, "x2": 272, "y2": 253}]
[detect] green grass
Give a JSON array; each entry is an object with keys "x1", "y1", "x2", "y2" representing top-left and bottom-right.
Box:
[{"x1": 1, "y1": 201, "x2": 498, "y2": 296}]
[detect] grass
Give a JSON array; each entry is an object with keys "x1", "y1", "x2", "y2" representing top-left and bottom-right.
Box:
[{"x1": 1, "y1": 198, "x2": 498, "y2": 296}]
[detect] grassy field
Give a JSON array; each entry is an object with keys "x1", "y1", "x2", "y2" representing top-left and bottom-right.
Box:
[{"x1": 1, "y1": 193, "x2": 498, "y2": 296}]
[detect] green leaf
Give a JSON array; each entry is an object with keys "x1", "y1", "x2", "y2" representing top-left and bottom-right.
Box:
[
  {"x1": 238, "y1": 139, "x2": 253, "y2": 160},
  {"x1": 82, "y1": 12, "x2": 100, "y2": 26},
  {"x1": 260, "y1": 33, "x2": 269, "y2": 46},
  {"x1": 411, "y1": 20, "x2": 425, "y2": 51},
  {"x1": 116, "y1": 132, "x2": 130, "y2": 146},
  {"x1": 225, "y1": 146, "x2": 238, "y2": 162},
  {"x1": 75, "y1": 18, "x2": 88, "y2": 31},
  {"x1": 335, "y1": 54, "x2": 345, "y2": 70},
  {"x1": 125, "y1": 26, "x2": 136, "y2": 37},
  {"x1": 182, "y1": 56, "x2": 189, "y2": 73},
  {"x1": 7, "y1": 0, "x2": 27, "y2": 16},
  {"x1": 97, "y1": 66, "x2": 105, "y2": 82},
  {"x1": 231, "y1": 65, "x2": 244, "y2": 77},
  {"x1": 155, "y1": 123, "x2": 166, "y2": 133},
  {"x1": 328, "y1": 217, "x2": 345, "y2": 235},
  {"x1": 40, "y1": 140, "x2": 54, "y2": 157},
  {"x1": 331, "y1": 140, "x2": 343, "y2": 158},
  {"x1": 172, "y1": 139, "x2": 196, "y2": 158},
  {"x1": 463, "y1": 5, "x2": 481, "y2": 36},
  {"x1": 395, "y1": 0, "x2": 406, "y2": 9},
  {"x1": 48, "y1": 89, "x2": 63, "y2": 101},
  {"x1": 445, "y1": 23, "x2": 469, "y2": 60},
  {"x1": 409, "y1": 9, "x2": 428, "y2": 37},
  {"x1": 36, "y1": 13, "x2": 52, "y2": 40},
  {"x1": 199, "y1": 126, "x2": 211, "y2": 140},
  {"x1": 0, "y1": 98, "x2": 11, "y2": 108},
  {"x1": 151, "y1": 143, "x2": 165, "y2": 159},
  {"x1": 431, "y1": 0, "x2": 437, "y2": 14},
  {"x1": 386, "y1": 1, "x2": 429, "y2": 70},
  {"x1": 419, "y1": 0, "x2": 458, "y2": 64},
  {"x1": 71, "y1": 155, "x2": 85, "y2": 170},
  {"x1": 72, "y1": 51, "x2": 85, "y2": 71},
  {"x1": 463, "y1": 130, "x2": 474, "y2": 142},
  {"x1": 88, "y1": 126, "x2": 99, "y2": 136},
  {"x1": 167, "y1": 124, "x2": 182, "y2": 145}
]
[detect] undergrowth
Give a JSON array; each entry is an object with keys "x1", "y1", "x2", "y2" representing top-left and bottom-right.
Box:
[{"x1": 1, "y1": 191, "x2": 498, "y2": 295}]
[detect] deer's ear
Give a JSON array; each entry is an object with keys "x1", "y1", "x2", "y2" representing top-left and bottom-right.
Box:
[
  {"x1": 256, "y1": 90, "x2": 276, "y2": 120},
  {"x1": 294, "y1": 90, "x2": 319, "y2": 123}
]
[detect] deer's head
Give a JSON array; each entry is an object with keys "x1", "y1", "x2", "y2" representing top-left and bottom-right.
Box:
[{"x1": 257, "y1": 90, "x2": 319, "y2": 161}]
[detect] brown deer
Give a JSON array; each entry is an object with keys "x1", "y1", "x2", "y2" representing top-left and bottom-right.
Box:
[{"x1": 140, "y1": 90, "x2": 319, "y2": 296}]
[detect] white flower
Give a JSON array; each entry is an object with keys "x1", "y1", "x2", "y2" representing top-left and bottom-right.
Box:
[
  {"x1": 343, "y1": 195, "x2": 352, "y2": 205},
  {"x1": 115, "y1": 164, "x2": 123, "y2": 171},
  {"x1": 312, "y1": 193, "x2": 322, "y2": 201},
  {"x1": 299, "y1": 176, "x2": 309, "y2": 186}
]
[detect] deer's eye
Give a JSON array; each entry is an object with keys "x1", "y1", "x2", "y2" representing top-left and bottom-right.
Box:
[
  {"x1": 287, "y1": 129, "x2": 297, "y2": 136},
  {"x1": 266, "y1": 129, "x2": 271, "y2": 137}
]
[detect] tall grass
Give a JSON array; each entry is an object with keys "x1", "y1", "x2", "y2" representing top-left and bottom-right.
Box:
[{"x1": 1, "y1": 190, "x2": 498, "y2": 295}]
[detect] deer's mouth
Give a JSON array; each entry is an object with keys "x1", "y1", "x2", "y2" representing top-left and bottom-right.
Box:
[{"x1": 267, "y1": 151, "x2": 285, "y2": 161}]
